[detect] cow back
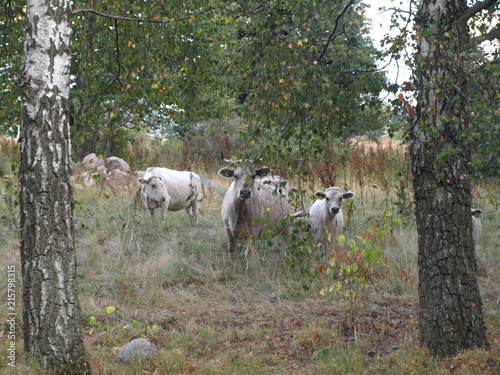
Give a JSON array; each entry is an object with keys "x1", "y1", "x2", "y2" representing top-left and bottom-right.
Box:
[
  {"x1": 144, "y1": 167, "x2": 203, "y2": 211},
  {"x1": 255, "y1": 176, "x2": 291, "y2": 226}
]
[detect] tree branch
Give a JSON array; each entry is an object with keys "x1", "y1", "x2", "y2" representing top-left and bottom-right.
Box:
[
  {"x1": 385, "y1": 7, "x2": 416, "y2": 17},
  {"x1": 72, "y1": 0, "x2": 238, "y2": 23},
  {"x1": 474, "y1": 57, "x2": 500, "y2": 73},
  {"x1": 72, "y1": 8, "x2": 166, "y2": 23},
  {"x1": 470, "y1": 23, "x2": 500, "y2": 44},
  {"x1": 460, "y1": 0, "x2": 499, "y2": 22},
  {"x1": 317, "y1": 0, "x2": 356, "y2": 62}
]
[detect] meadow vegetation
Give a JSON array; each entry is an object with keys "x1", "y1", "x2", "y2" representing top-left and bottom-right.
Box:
[{"x1": 0, "y1": 135, "x2": 498, "y2": 374}]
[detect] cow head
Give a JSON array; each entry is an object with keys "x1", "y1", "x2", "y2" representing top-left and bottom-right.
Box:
[
  {"x1": 219, "y1": 165, "x2": 269, "y2": 201},
  {"x1": 315, "y1": 187, "x2": 355, "y2": 216},
  {"x1": 138, "y1": 176, "x2": 167, "y2": 208},
  {"x1": 470, "y1": 208, "x2": 482, "y2": 217}
]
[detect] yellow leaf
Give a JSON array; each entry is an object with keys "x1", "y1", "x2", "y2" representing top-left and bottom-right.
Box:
[{"x1": 151, "y1": 83, "x2": 159, "y2": 89}]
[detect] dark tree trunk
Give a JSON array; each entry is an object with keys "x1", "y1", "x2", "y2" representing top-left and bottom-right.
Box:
[
  {"x1": 19, "y1": 0, "x2": 91, "y2": 373},
  {"x1": 411, "y1": 0, "x2": 489, "y2": 356}
]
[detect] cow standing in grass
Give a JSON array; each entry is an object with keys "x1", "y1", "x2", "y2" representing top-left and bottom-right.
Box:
[
  {"x1": 138, "y1": 167, "x2": 203, "y2": 224},
  {"x1": 307, "y1": 187, "x2": 355, "y2": 259},
  {"x1": 219, "y1": 161, "x2": 291, "y2": 269}
]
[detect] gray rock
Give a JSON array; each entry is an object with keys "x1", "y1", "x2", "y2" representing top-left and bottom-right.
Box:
[
  {"x1": 106, "y1": 156, "x2": 131, "y2": 173},
  {"x1": 114, "y1": 338, "x2": 159, "y2": 363},
  {"x1": 82, "y1": 153, "x2": 105, "y2": 170}
]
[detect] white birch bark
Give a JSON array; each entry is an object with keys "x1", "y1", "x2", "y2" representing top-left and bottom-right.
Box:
[{"x1": 19, "y1": 0, "x2": 91, "y2": 373}]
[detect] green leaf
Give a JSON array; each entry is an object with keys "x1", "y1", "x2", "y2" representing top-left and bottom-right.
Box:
[
  {"x1": 392, "y1": 217, "x2": 402, "y2": 227},
  {"x1": 362, "y1": 249, "x2": 380, "y2": 262},
  {"x1": 150, "y1": 324, "x2": 160, "y2": 335},
  {"x1": 106, "y1": 306, "x2": 116, "y2": 315},
  {"x1": 337, "y1": 234, "x2": 346, "y2": 247}
]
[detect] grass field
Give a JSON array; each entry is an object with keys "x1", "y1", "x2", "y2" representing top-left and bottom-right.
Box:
[{"x1": 0, "y1": 145, "x2": 499, "y2": 374}]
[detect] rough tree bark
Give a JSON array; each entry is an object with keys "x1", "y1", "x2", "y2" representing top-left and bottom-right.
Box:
[
  {"x1": 19, "y1": 0, "x2": 91, "y2": 373},
  {"x1": 411, "y1": 0, "x2": 490, "y2": 356}
]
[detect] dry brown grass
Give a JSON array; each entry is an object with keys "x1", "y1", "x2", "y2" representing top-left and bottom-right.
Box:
[{"x1": 0, "y1": 141, "x2": 498, "y2": 375}]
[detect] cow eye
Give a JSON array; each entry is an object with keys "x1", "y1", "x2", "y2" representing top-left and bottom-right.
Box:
[
  {"x1": 325, "y1": 197, "x2": 329, "y2": 201},
  {"x1": 151, "y1": 184, "x2": 156, "y2": 189},
  {"x1": 339, "y1": 197, "x2": 343, "y2": 201}
]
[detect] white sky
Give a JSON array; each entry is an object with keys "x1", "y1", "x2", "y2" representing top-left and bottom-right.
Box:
[{"x1": 362, "y1": 0, "x2": 413, "y2": 86}]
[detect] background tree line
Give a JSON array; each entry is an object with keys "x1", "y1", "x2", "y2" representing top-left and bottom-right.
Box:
[
  {"x1": 2, "y1": 1, "x2": 497, "y2": 178},
  {"x1": 4, "y1": 0, "x2": 394, "y2": 160}
]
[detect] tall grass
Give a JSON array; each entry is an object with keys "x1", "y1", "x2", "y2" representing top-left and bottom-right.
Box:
[{"x1": 0, "y1": 137, "x2": 498, "y2": 374}]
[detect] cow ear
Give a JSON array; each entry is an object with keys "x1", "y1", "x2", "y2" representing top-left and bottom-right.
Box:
[
  {"x1": 315, "y1": 191, "x2": 326, "y2": 199},
  {"x1": 218, "y1": 168, "x2": 235, "y2": 178},
  {"x1": 255, "y1": 166, "x2": 269, "y2": 177},
  {"x1": 471, "y1": 208, "x2": 482, "y2": 217},
  {"x1": 343, "y1": 191, "x2": 355, "y2": 199},
  {"x1": 138, "y1": 178, "x2": 148, "y2": 185}
]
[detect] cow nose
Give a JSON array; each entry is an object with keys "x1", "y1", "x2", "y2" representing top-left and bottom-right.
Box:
[
  {"x1": 240, "y1": 189, "x2": 251, "y2": 199},
  {"x1": 331, "y1": 207, "x2": 340, "y2": 214},
  {"x1": 160, "y1": 196, "x2": 166, "y2": 202}
]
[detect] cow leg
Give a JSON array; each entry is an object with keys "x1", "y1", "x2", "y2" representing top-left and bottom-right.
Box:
[
  {"x1": 225, "y1": 228, "x2": 236, "y2": 254},
  {"x1": 191, "y1": 199, "x2": 200, "y2": 224},
  {"x1": 148, "y1": 208, "x2": 155, "y2": 217},
  {"x1": 160, "y1": 200, "x2": 169, "y2": 220},
  {"x1": 244, "y1": 240, "x2": 256, "y2": 275},
  {"x1": 185, "y1": 205, "x2": 193, "y2": 224},
  {"x1": 186, "y1": 201, "x2": 199, "y2": 225}
]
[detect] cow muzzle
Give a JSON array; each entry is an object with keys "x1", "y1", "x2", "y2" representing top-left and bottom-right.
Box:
[
  {"x1": 239, "y1": 189, "x2": 252, "y2": 200},
  {"x1": 331, "y1": 207, "x2": 340, "y2": 214}
]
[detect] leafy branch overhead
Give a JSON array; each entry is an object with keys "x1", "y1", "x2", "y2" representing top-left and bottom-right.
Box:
[{"x1": 1, "y1": 0, "x2": 498, "y2": 176}]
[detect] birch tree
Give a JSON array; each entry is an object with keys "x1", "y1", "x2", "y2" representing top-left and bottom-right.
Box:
[
  {"x1": 411, "y1": 0, "x2": 498, "y2": 356},
  {"x1": 19, "y1": 0, "x2": 91, "y2": 372}
]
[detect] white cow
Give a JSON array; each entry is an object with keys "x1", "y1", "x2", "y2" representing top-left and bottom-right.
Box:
[
  {"x1": 471, "y1": 208, "x2": 482, "y2": 252},
  {"x1": 138, "y1": 167, "x2": 203, "y2": 223},
  {"x1": 219, "y1": 162, "x2": 291, "y2": 263},
  {"x1": 308, "y1": 187, "x2": 355, "y2": 255}
]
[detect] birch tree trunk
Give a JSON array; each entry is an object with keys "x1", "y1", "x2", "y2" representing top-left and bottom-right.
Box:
[
  {"x1": 411, "y1": 0, "x2": 490, "y2": 356},
  {"x1": 19, "y1": 0, "x2": 91, "y2": 373}
]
